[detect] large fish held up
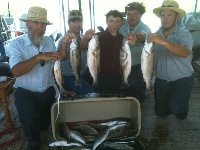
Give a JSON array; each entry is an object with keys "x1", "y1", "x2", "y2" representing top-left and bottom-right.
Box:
[
  {"x1": 141, "y1": 41, "x2": 154, "y2": 91},
  {"x1": 120, "y1": 39, "x2": 131, "y2": 89},
  {"x1": 70, "y1": 38, "x2": 82, "y2": 86},
  {"x1": 54, "y1": 61, "x2": 67, "y2": 94},
  {"x1": 87, "y1": 35, "x2": 100, "y2": 88}
]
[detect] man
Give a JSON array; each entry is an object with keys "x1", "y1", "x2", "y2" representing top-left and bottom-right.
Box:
[
  {"x1": 97, "y1": 10, "x2": 124, "y2": 94},
  {"x1": 8, "y1": 6, "x2": 61, "y2": 150},
  {"x1": 57, "y1": 10, "x2": 95, "y2": 95},
  {"x1": 119, "y1": 2, "x2": 151, "y2": 103},
  {"x1": 147, "y1": 0, "x2": 194, "y2": 120}
]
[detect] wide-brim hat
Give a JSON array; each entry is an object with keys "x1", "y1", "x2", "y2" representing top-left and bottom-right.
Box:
[
  {"x1": 153, "y1": 0, "x2": 186, "y2": 20},
  {"x1": 19, "y1": 6, "x2": 52, "y2": 25},
  {"x1": 68, "y1": 10, "x2": 83, "y2": 21}
]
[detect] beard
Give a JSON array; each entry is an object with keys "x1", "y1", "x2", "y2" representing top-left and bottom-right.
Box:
[{"x1": 28, "y1": 32, "x2": 43, "y2": 46}]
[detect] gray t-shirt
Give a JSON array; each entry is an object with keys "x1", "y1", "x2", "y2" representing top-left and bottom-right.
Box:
[{"x1": 154, "y1": 25, "x2": 193, "y2": 81}]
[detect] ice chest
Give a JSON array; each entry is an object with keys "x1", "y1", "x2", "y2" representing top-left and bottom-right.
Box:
[{"x1": 51, "y1": 96, "x2": 141, "y2": 140}]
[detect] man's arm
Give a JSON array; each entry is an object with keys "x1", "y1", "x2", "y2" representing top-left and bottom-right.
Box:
[
  {"x1": 148, "y1": 33, "x2": 190, "y2": 58},
  {"x1": 80, "y1": 29, "x2": 95, "y2": 50},
  {"x1": 11, "y1": 52, "x2": 61, "y2": 77}
]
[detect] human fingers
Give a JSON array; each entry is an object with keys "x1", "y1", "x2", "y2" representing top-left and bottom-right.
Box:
[
  {"x1": 41, "y1": 52, "x2": 62, "y2": 61},
  {"x1": 84, "y1": 29, "x2": 95, "y2": 40},
  {"x1": 127, "y1": 33, "x2": 137, "y2": 45}
]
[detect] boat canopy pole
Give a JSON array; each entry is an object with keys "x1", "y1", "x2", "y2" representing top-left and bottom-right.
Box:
[
  {"x1": 93, "y1": 0, "x2": 95, "y2": 30},
  {"x1": 194, "y1": 0, "x2": 198, "y2": 12},
  {"x1": 61, "y1": 0, "x2": 67, "y2": 34},
  {"x1": 89, "y1": 0, "x2": 92, "y2": 29}
]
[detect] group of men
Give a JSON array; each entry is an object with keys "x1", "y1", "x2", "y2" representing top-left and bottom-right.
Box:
[{"x1": 8, "y1": 0, "x2": 194, "y2": 149}]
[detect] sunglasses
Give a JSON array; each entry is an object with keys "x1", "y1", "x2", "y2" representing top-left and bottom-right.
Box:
[{"x1": 39, "y1": 52, "x2": 45, "y2": 67}]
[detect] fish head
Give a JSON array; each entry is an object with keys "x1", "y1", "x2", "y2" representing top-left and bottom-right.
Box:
[
  {"x1": 143, "y1": 41, "x2": 153, "y2": 54},
  {"x1": 54, "y1": 61, "x2": 62, "y2": 70},
  {"x1": 88, "y1": 35, "x2": 99, "y2": 49},
  {"x1": 70, "y1": 38, "x2": 79, "y2": 50},
  {"x1": 122, "y1": 39, "x2": 130, "y2": 53}
]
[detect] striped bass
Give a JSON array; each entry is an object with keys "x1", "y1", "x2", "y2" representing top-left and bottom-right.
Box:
[
  {"x1": 141, "y1": 41, "x2": 154, "y2": 91},
  {"x1": 70, "y1": 38, "x2": 82, "y2": 86},
  {"x1": 87, "y1": 35, "x2": 100, "y2": 87},
  {"x1": 54, "y1": 61, "x2": 67, "y2": 94},
  {"x1": 120, "y1": 39, "x2": 131, "y2": 89}
]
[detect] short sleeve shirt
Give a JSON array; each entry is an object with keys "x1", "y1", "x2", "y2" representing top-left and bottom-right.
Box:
[
  {"x1": 119, "y1": 21, "x2": 151, "y2": 66},
  {"x1": 8, "y1": 34, "x2": 57, "y2": 93},
  {"x1": 154, "y1": 26, "x2": 194, "y2": 81}
]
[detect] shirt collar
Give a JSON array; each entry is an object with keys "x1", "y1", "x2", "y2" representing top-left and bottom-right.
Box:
[
  {"x1": 123, "y1": 21, "x2": 142, "y2": 33},
  {"x1": 24, "y1": 33, "x2": 46, "y2": 48},
  {"x1": 158, "y1": 24, "x2": 178, "y2": 36}
]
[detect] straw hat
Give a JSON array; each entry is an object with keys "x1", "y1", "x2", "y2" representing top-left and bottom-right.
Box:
[
  {"x1": 19, "y1": 6, "x2": 52, "y2": 25},
  {"x1": 68, "y1": 10, "x2": 83, "y2": 21},
  {"x1": 153, "y1": 0, "x2": 186, "y2": 20}
]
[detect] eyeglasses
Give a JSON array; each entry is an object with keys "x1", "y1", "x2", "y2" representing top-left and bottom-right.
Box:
[{"x1": 39, "y1": 52, "x2": 45, "y2": 67}]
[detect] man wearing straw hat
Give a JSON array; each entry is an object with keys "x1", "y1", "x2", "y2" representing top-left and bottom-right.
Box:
[
  {"x1": 8, "y1": 6, "x2": 62, "y2": 150},
  {"x1": 148, "y1": 0, "x2": 194, "y2": 120}
]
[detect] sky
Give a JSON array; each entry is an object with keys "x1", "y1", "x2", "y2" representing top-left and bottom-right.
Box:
[{"x1": 1, "y1": 0, "x2": 199, "y2": 33}]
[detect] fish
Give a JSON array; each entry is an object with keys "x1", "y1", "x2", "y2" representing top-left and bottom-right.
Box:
[
  {"x1": 92, "y1": 128, "x2": 110, "y2": 150},
  {"x1": 107, "y1": 129, "x2": 137, "y2": 141},
  {"x1": 59, "y1": 122, "x2": 71, "y2": 140},
  {"x1": 141, "y1": 41, "x2": 154, "y2": 91},
  {"x1": 100, "y1": 120, "x2": 127, "y2": 127},
  {"x1": 92, "y1": 123, "x2": 127, "y2": 150},
  {"x1": 120, "y1": 39, "x2": 131, "y2": 89},
  {"x1": 54, "y1": 61, "x2": 67, "y2": 94},
  {"x1": 77, "y1": 122, "x2": 108, "y2": 133},
  {"x1": 99, "y1": 143, "x2": 134, "y2": 150},
  {"x1": 70, "y1": 38, "x2": 82, "y2": 86},
  {"x1": 49, "y1": 140, "x2": 82, "y2": 147},
  {"x1": 87, "y1": 35, "x2": 100, "y2": 88},
  {"x1": 73, "y1": 124, "x2": 99, "y2": 136},
  {"x1": 69, "y1": 130, "x2": 86, "y2": 145}
]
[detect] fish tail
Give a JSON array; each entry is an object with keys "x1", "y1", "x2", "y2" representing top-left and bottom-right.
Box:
[
  {"x1": 120, "y1": 82, "x2": 129, "y2": 89},
  {"x1": 75, "y1": 79, "x2": 82, "y2": 87}
]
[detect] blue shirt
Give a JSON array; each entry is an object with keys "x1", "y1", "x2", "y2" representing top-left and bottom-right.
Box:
[
  {"x1": 154, "y1": 26, "x2": 194, "y2": 81},
  {"x1": 119, "y1": 21, "x2": 151, "y2": 66},
  {"x1": 56, "y1": 32, "x2": 87, "y2": 76},
  {"x1": 8, "y1": 34, "x2": 58, "y2": 94}
]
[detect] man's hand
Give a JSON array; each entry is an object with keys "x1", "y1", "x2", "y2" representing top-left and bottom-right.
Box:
[
  {"x1": 39, "y1": 52, "x2": 62, "y2": 61},
  {"x1": 147, "y1": 33, "x2": 167, "y2": 46},
  {"x1": 84, "y1": 29, "x2": 95, "y2": 41},
  {"x1": 127, "y1": 33, "x2": 137, "y2": 45},
  {"x1": 62, "y1": 33, "x2": 76, "y2": 45},
  {"x1": 61, "y1": 90, "x2": 77, "y2": 97}
]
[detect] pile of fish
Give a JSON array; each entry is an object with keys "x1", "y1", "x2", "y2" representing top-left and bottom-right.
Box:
[
  {"x1": 49, "y1": 118, "x2": 136, "y2": 149},
  {"x1": 141, "y1": 41, "x2": 154, "y2": 91},
  {"x1": 87, "y1": 35, "x2": 131, "y2": 89}
]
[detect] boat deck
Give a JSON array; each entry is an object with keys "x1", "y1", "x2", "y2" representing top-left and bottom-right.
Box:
[{"x1": 0, "y1": 71, "x2": 200, "y2": 150}]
